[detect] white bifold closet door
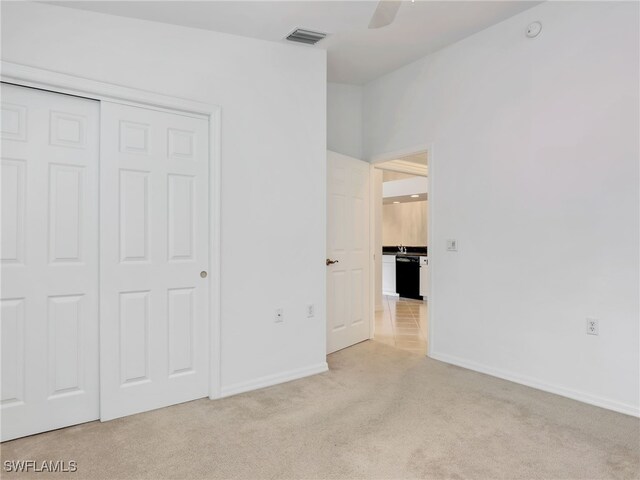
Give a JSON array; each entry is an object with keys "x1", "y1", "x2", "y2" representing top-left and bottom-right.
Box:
[
  {"x1": 1, "y1": 83, "x2": 100, "y2": 441},
  {"x1": 99, "y1": 102, "x2": 210, "y2": 421}
]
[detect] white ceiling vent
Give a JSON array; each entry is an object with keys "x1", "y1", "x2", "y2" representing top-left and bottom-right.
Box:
[{"x1": 285, "y1": 28, "x2": 327, "y2": 45}]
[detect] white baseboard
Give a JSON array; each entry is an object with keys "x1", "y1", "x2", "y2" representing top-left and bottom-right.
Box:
[
  {"x1": 429, "y1": 351, "x2": 640, "y2": 418},
  {"x1": 220, "y1": 362, "x2": 329, "y2": 398}
]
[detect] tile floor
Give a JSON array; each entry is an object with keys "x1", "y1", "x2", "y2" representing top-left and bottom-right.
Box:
[{"x1": 374, "y1": 295, "x2": 427, "y2": 355}]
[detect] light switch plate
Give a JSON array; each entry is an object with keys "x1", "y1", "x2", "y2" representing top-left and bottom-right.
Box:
[{"x1": 446, "y1": 239, "x2": 458, "y2": 251}]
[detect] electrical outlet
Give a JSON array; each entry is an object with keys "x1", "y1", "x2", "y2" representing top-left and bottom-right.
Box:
[
  {"x1": 306, "y1": 304, "x2": 315, "y2": 318},
  {"x1": 446, "y1": 239, "x2": 458, "y2": 251},
  {"x1": 586, "y1": 318, "x2": 599, "y2": 336},
  {"x1": 275, "y1": 308, "x2": 284, "y2": 323}
]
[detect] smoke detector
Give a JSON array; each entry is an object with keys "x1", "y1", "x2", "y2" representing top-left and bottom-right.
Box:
[
  {"x1": 285, "y1": 28, "x2": 327, "y2": 45},
  {"x1": 526, "y1": 21, "x2": 542, "y2": 38}
]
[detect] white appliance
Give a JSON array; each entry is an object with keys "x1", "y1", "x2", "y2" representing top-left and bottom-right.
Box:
[{"x1": 419, "y1": 256, "x2": 429, "y2": 298}]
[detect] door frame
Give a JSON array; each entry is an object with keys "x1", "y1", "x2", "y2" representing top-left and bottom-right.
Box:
[
  {"x1": 1, "y1": 61, "x2": 223, "y2": 400},
  {"x1": 369, "y1": 143, "x2": 435, "y2": 357}
]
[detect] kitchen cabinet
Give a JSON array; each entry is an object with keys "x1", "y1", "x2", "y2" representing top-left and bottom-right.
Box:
[{"x1": 382, "y1": 255, "x2": 397, "y2": 296}]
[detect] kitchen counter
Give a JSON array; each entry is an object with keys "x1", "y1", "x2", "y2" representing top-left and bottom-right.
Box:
[{"x1": 382, "y1": 246, "x2": 428, "y2": 257}]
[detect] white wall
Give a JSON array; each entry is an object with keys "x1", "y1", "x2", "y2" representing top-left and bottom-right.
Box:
[
  {"x1": 1, "y1": 2, "x2": 327, "y2": 392},
  {"x1": 383, "y1": 201, "x2": 428, "y2": 246},
  {"x1": 364, "y1": 1, "x2": 640, "y2": 415},
  {"x1": 327, "y1": 82, "x2": 363, "y2": 159}
]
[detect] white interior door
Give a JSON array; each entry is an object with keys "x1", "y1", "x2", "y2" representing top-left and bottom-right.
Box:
[
  {"x1": 100, "y1": 102, "x2": 210, "y2": 420},
  {"x1": 326, "y1": 151, "x2": 370, "y2": 354},
  {"x1": 1, "y1": 83, "x2": 100, "y2": 441}
]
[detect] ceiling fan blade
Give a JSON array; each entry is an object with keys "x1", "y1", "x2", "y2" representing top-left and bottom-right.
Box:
[{"x1": 368, "y1": 0, "x2": 402, "y2": 29}]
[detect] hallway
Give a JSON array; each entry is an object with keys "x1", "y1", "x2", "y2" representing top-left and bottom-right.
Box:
[{"x1": 374, "y1": 296, "x2": 427, "y2": 355}]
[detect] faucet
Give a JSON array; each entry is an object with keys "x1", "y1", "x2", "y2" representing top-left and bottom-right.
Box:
[{"x1": 398, "y1": 244, "x2": 407, "y2": 254}]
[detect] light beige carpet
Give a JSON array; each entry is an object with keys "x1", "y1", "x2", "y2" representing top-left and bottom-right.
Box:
[{"x1": 2, "y1": 341, "x2": 639, "y2": 479}]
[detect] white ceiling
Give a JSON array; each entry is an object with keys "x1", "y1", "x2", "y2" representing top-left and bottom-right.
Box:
[{"x1": 48, "y1": 0, "x2": 540, "y2": 85}]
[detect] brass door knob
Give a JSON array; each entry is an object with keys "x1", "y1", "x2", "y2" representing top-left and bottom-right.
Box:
[
  {"x1": 326, "y1": 259, "x2": 339, "y2": 266},
  {"x1": 200, "y1": 271, "x2": 208, "y2": 278}
]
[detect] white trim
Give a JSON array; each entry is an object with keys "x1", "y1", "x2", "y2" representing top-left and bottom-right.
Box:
[
  {"x1": 1, "y1": 62, "x2": 214, "y2": 117},
  {"x1": 375, "y1": 159, "x2": 428, "y2": 177},
  {"x1": 220, "y1": 363, "x2": 329, "y2": 398},
  {"x1": 369, "y1": 164, "x2": 376, "y2": 339},
  {"x1": 368, "y1": 143, "x2": 431, "y2": 165},
  {"x1": 1, "y1": 61, "x2": 223, "y2": 403},
  {"x1": 208, "y1": 108, "x2": 222, "y2": 400},
  {"x1": 430, "y1": 351, "x2": 640, "y2": 418},
  {"x1": 425, "y1": 144, "x2": 435, "y2": 357}
]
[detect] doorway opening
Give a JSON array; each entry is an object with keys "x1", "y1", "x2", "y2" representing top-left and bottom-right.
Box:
[{"x1": 372, "y1": 151, "x2": 429, "y2": 356}]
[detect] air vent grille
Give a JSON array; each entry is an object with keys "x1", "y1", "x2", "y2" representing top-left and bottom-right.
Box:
[{"x1": 285, "y1": 28, "x2": 327, "y2": 45}]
